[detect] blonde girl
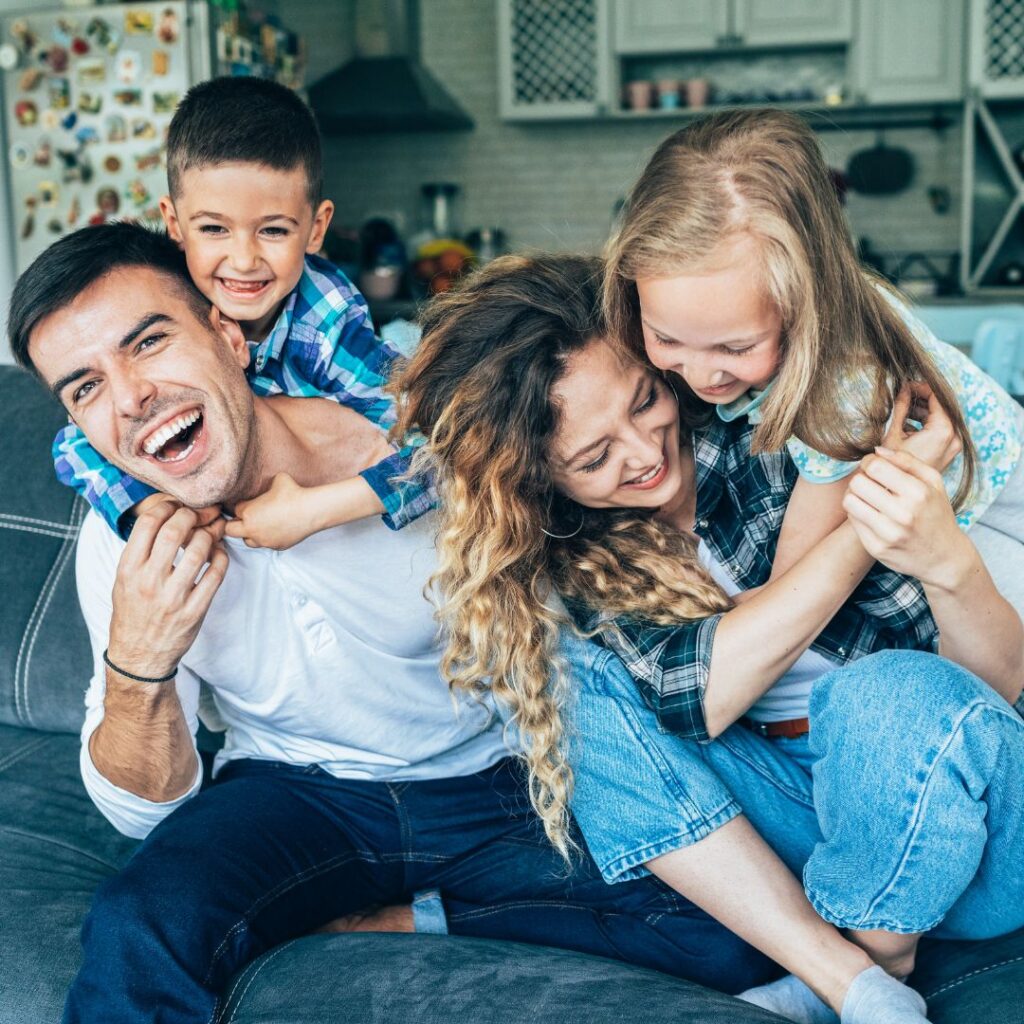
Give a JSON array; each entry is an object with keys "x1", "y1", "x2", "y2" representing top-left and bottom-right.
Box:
[
  {"x1": 604, "y1": 108, "x2": 1024, "y2": 620},
  {"x1": 392, "y1": 254, "x2": 1024, "y2": 1024}
]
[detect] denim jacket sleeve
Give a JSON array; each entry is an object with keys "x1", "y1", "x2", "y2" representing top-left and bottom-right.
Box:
[
  {"x1": 52, "y1": 423, "x2": 156, "y2": 539},
  {"x1": 595, "y1": 613, "x2": 723, "y2": 741}
]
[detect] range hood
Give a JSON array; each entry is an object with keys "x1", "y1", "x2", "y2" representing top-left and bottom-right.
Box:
[{"x1": 309, "y1": 0, "x2": 474, "y2": 134}]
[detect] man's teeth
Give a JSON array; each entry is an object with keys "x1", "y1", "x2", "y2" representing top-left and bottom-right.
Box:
[
  {"x1": 630, "y1": 459, "x2": 664, "y2": 485},
  {"x1": 144, "y1": 410, "x2": 201, "y2": 455}
]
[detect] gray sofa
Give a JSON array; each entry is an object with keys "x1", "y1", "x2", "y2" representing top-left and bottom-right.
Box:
[{"x1": 0, "y1": 363, "x2": 1021, "y2": 1024}]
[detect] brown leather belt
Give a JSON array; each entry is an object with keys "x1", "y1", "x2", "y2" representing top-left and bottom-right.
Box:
[{"x1": 742, "y1": 717, "x2": 810, "y2": 739}]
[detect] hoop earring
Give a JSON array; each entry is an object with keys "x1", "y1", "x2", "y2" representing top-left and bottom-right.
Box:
[{"x1": 541, "y1": 510, "x2": 584, "y2": 540}]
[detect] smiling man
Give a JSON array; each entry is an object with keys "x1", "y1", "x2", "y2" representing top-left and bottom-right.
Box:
[{"x1": 8, "y1": 223, "x2": 768, "y2": 1024}]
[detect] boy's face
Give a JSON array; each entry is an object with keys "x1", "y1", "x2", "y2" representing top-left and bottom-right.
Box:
[{"x1": 160, "y1": 162, "x2": 334, "y2": 340}]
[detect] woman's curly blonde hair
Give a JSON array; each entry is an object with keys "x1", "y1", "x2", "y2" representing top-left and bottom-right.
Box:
[{"x1": 390, "y1": 253, "x2": 730, "y2": 856}]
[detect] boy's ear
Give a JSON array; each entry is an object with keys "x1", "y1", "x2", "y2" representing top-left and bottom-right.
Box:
[
  {"x1": 305, "y1": 199, "x2": 334, "y2": 255},
  {"x1": 207, "y1": 304, "x2": 250, "y2": 369},
  {"x1": 159, "y1": 195, "x2": 184, "y2": 246}
]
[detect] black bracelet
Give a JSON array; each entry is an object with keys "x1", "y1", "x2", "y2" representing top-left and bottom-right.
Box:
[{"x1": 103, "y1": 649, "x2": 178, "y2": 684}]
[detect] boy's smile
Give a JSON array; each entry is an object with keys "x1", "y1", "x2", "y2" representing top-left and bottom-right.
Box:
[{"x1": 160, "y1": 162, "x2": 333, "y2": 344}]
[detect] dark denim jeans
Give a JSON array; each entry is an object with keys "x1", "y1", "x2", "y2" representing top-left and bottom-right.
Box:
[{"x1": 62, "y1": 757, "x2": 773, "y2": 1024}]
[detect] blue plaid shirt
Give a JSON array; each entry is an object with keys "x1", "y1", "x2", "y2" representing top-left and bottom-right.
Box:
[
  {"x1": 53, "y1": 254, "x2": 433, "y2": 537},
  {"x1": 575, "y1": 415, "x2": 939, "y2": 741}
]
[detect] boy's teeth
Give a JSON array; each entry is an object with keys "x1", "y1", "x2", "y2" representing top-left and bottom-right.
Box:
[{"x1": 144, "y1": 409, "x2": 201, "y2": 456}]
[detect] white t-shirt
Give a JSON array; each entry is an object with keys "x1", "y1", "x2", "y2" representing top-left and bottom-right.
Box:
[
  {"x1": 699, "y1": 540, "x2": 834, "y2": 722},
  {"x1": 76, "y1": 510, "x2": 512, "y2": 838}
]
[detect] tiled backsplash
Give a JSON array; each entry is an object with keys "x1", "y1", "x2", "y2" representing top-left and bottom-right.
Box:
[{"x1": 323, "y1": 0, "x2": 964, "y2": 260}]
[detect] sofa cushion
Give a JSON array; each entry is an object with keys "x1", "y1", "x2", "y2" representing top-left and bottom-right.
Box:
[
  {"x1": 0, "y1": 724, "x2": 138, "y2": 1023},
  {"x1": 0, "y1": 366, "x2": 92, "y2": 734}
]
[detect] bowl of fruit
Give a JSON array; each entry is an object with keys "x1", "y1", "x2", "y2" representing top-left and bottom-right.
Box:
[{"x1": 412, "y1": 239, "x2": 475, "y2": 296}]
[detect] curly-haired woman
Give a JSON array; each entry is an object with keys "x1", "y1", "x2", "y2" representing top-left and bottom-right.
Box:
[{"x1": 391, "y1": 253, "x2": 1024, "y2": 1024}]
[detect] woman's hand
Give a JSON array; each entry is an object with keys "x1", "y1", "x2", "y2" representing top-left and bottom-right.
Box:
[
  {"x1": 843, "y1": 447, "x2": 974, "y2": 591},
  {"x1": 880, "y1": 383, "x2": 962, "y2": 472},
  {"x1": 224, "y1": 473, "x2": 321, "y2": 551}
]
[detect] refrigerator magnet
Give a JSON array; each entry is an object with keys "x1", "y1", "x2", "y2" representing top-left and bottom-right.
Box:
[
  {"x1": 41, "y1": 108, "x2": 60, "y2": 130},
  {"x1": 18, "y1": 67, "x2": 43, "y2": 91},
  {"x1": 14, "y1": 99, "x2": 38, "y2": 126},
  {"x1": 60, "y1": 110, "x2": 77, "y2": 131},
  {"x1": 114, "y1": 88, "x2": 142, "y2": 107},
  {"x1": 152, "y1": 49, "x2": 170, "y2": 76},
  {"x1": 38, "y1": 181, "x2": 59, "y2": 207},
  {"x1": 78, "y1": 92, "x2": 102, "y2": 115},
  {"x1": 32, "y1": 138, "x2": 51, "y2": 167},
  {"x1": 135, "y1": 147, "x2": 161, "y2": 172},
  {"x1": 103, "y1": 154, "x2": 121, "y2": 173},
  {"x1": 105, "y1": 114, "x2": 126, "y2": 142},
  {"x1": 47, "y1": 217, "x2": 63, "y2": 235},
  {"x1": 9, "y1": 142, "x2": 30, "y2": 169},
  {"x1": 21, "y1": 209, "x2": 35, "y2": 239},
  {"x1": 97, "y1": 186, "x2": 119, "y2": 216},
  {"x1": 86, "y1": 17, "x2": 120, "y2": 55},
  {"x1": 75, "y1": 125, "x2": 99, "y2": 146},
  {"x1": 46, "y1": 45, "x2": 68, "y2": 74},
  {"x1": 53, "y1": 17, "x2": 76, "y2": 48},
  {"x1": 0, "y1": 43, "x2": 22, "y2": 71},
  {"x1": 153, "y1": 91, "x2": 179, "y2": 114},
  {"x1": 71, "y1": 37, "x2": 89, "y2": 56},
  {"x1": 116, "y1": 50, "x2": 140, "y2": 84},
  {"x1": 131, "y1": 117, "x2": 155, "y2": 140},
  {"x1": 125, "y1": 178, "x2": 150, "y2": 208},
  {"x1": 48, "y1": 76, "x2": 70, "y2": 110},
  {"x1": 77, "y1": 58, "x2": 106, "y2": 86},
  {"x1": 157, "y1": 7, "x2": 180, "y2": 44},
  {"x1": 124, "y1": 10, "x2": 154, "y2": 36},
  {"x1": 67, "y1": 194, "x2": 80, "y2": 226}
]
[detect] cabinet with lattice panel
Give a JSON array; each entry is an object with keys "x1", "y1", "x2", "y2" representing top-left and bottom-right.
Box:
[
  {"x1": 497, "y1": 0, "x2": 613, "y2": 119},
  {"x1": 962, "y1": 1, "x2": 1024, "y2": 291}
]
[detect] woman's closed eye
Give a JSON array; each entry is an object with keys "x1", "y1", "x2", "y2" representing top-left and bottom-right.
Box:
[{"x1": 579, "y1": 448, "x2": 610, "y2": 473}]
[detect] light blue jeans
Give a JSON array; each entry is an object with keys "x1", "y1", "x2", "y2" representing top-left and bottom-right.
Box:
[{"x1": 564, "y1": 636, "x2": 1024, "y2": 939}]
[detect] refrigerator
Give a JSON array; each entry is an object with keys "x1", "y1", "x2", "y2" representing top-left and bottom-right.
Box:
[{"x1": 0, "y1": 0, "x2": 305, "y2": 277}]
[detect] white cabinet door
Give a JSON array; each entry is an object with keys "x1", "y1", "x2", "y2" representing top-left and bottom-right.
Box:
[
  {"x1": 498, "y1": 0, "x2": 613, "y2": 119},
  {"x1": 613, "y1": 0, "x2": 729, "y2": 54},
  {"x1": 734, "y1": 0, "x2": 853, "y2": 45},
  {"x1": 853, "y1": 0, "x2": 965, "y2": 104}
]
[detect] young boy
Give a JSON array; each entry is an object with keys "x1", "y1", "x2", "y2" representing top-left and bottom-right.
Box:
[{"x1": 54, "y1": 76, "x2": 432, "y2": 542}]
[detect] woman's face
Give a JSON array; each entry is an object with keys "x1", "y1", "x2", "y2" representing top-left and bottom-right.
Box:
[{"x1": 549, "y1": 338, "x2": 683, "y2": 510}]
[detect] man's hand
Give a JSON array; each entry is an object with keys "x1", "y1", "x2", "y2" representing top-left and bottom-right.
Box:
[
  {"x1": 224, "y1": 473, "x2": 322, "y2": 551},
  {"x1": 107, "y1": 499, "x2": 229, "y2": 678},
  {"x1": 129, "y1": 491, "x2": 222, "y2": 529}
]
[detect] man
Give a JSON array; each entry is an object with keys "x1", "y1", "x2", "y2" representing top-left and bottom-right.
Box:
[{"x1": 8, "y1": 223, "x2": 768, "y2": 1024}]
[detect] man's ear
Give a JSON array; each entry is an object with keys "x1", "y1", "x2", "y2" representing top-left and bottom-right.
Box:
[
  {"x1": 159, "y1": 195, "x2": 184, "y2": 246},
  {"x1": 305, "y1": 199, "x2": 334, "y2": 255},
  {"x1": 207, "y1": 305, "x2": 250, "y2": 369}
]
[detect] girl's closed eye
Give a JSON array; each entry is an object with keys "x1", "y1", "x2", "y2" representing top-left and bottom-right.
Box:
[
  {"x1": 580, "y1": 449, "x2": 610, "y2": 474},
  {"x1": 636, "y1": 384, "x2": 659, "y2": 413}
]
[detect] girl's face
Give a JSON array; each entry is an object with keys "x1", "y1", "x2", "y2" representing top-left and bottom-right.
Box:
[
  {"x1": 637, "y1": 233, "x2": 783, "y2": 405},
  {"x1": 549, "y1": 338, "x2": 683, "y2": 510}
]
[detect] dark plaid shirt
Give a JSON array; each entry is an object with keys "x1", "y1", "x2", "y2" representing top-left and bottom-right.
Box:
[{"x1": 579, "y1": 416, "x2": 939, "y2": 741}]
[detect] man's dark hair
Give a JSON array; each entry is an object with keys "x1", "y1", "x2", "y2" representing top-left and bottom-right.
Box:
[
  {"x1": 167, "y1": 77, "x2": 323, "y2": 207},
  {"x1": 8, "y1": 221, "x2": 210, "y2": 374}
]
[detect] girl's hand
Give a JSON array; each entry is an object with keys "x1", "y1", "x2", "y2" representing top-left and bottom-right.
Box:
[
  {"x1": 224, "y1": 473, "x2": 322, "y2": 551},
  {"x1": 842, "y1": 447, "x2": 974, "y2": 590},
  {"x1": 881, "y1": 383, "x2": 962, "y2": 472}
]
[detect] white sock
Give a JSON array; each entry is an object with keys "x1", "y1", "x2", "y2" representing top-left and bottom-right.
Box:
[
  {"x1": 840, "y1": 966, "x2": 930, "y2": 1024},
  {"x1": 738, "y1": 973, "x2": 838, "y2": 1024}
]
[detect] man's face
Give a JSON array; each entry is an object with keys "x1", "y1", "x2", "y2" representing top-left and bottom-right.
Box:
[{"x1": 29, "y1": 266, "x2": 256, "y2": 508}]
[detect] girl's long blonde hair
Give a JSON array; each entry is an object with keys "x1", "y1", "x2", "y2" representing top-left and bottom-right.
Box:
[
  {"x1": 604, "y1": 108, "x2": 976, "y2": 509},
  {"x1": 391, "y1": 254, "x2": 730, "y2": 855}
]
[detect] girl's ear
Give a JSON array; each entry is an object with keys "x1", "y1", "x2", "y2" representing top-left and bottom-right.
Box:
[
  {"x1": 159, "y1": 195, "x2": 184, "y2": 246},
  {"x1": 306, "y1": 199, "x2": 335, "y2": 254},
  {"x1": 208, "y1": 305, "x2": 249, "y2": 369}
]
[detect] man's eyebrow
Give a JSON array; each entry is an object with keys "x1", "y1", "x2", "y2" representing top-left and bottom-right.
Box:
[
  {"x1": 49, "y1": 313, "x2": 173, "y2": 401},
  {"x1": 565, "y1": 376, "x2": 645, "y2": 466}
]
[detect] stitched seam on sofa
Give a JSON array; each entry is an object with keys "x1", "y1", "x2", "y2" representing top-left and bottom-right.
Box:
[
  {"x1": 218, "y1": 939, "x2": 299, "y2": 1024},
  {"x1": 922, "y1": 954, "x2": 1024, "y2": 1000},
  {"x1": 0, "y1": 824, "x2": 126, "y2": 872},
  {"x1": 14, "y1": 498, "x2": 83, "y2": 726},
  {"x1": 0, "y1": 520, "x2": 78, "y2": 540},
  {"x1": 0, "y1": 511, "x2": 81, "y2": 533},
  {"x1": 0, "y1": 732, "x2": 52, "y2": 773},
  {"x1": 203, "y1": 848, "x2": 378, "y2": 985}
]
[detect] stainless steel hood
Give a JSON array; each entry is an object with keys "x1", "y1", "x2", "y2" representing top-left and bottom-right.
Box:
[{"x1": 308, "y1": 0, "x2": 474, "y2": 134}]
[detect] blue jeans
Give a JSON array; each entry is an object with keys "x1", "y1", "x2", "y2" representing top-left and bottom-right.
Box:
[
  {"x1": 63, "y1": 756, "x2": 773, "y2": 1024},
  {"x1": 566, "y1": 640, "x2": 1024, "y2": 939}
]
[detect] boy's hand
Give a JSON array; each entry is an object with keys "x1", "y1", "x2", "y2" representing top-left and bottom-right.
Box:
[{"x1": 224, "y1": 473, "x2": 321, "y2": 551}]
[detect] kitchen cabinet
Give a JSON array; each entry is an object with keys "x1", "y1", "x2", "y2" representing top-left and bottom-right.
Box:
[
  {"x1": 852, "y1": 0, "x2": 965, "y2": 104},
  {"x1": 497, "y1": 0, "x2": 613, "y2": 119},
  {"x1": 612, "y1": 0, "x2": 851, "y2": 55}
]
